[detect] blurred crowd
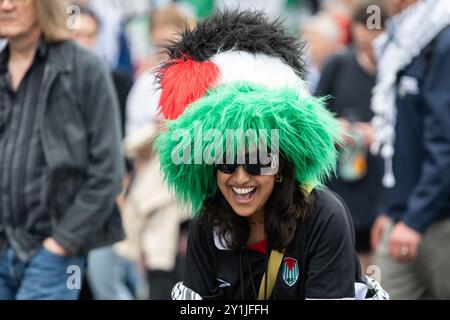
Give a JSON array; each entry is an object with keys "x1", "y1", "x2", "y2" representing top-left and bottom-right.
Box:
[{"x1": 1, "y1": 0, "x2": 449, "y2": 300}]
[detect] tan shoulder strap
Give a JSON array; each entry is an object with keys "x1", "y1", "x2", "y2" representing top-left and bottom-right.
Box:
[
  {"x1": 258, "y1": 250, "x2": 284, "y2": 300},
  {"x1": 257, "y1": 185, "x2": 312, "y2": 300}
]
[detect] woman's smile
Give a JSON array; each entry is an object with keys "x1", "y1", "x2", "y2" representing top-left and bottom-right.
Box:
[
  {"x1": 217, "y1": 165, "x2": 276, "y2": 218},
  {"x1": 231, "y1": 186, "x2": 258, "y2": 204}
]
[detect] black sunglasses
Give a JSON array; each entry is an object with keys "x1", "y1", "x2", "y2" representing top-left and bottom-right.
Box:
[
  {"x1": 216, "y1": 154, "x2": 279, "y2": 176},
  {"x1": 216, "y1": 163, "x2": 270, "y2": 176}
]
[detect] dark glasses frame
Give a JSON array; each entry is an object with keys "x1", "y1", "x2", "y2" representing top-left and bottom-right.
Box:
[{"x1": 215, "y1": 154, "x2": 279, "y2": 176}]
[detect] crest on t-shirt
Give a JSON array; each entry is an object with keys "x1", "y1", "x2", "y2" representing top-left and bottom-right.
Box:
[{"x1": 282, "y1": 257, "x2": 299, "y2": 287}]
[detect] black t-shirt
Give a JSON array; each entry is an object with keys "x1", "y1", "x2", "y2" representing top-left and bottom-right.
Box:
[{"x1": 183, "y1": 188, "x2": 362, "y2": 300}]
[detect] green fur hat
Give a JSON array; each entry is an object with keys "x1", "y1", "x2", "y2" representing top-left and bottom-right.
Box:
[{"x1": 154, "y1": 11, "x2": 342, "y2": 215}]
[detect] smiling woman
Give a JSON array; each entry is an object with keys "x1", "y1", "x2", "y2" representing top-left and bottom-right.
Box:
[
  {"x1": 154, "y1": 10, "x2": 389, "y2": 301},
  {"x1": 212, "y1": 156, "x2": 309, "y2": 251}
]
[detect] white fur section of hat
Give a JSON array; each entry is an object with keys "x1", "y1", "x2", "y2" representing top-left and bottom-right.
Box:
[{"x1": 211, "y1": 51, "x2": 310, "y2": 97}]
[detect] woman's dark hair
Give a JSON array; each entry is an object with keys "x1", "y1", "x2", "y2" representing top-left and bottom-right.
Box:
[{"x1": 200, "y1": 157, "x2": 316, "y2": 251}]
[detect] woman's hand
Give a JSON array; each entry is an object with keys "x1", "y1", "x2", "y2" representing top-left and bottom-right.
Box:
[{"x1": 43, "y1": 237, "x2": 70, "y2": 257}]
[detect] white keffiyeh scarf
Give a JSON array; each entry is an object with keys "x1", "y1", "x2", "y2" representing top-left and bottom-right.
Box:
[{"x1": 371, "y1": 0, "x2": 450, "y2": 188}]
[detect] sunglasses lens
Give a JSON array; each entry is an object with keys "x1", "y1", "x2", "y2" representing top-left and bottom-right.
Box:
[
  {"x1": 217, "y1": 159, "x2": 273, "y2": 176},
  {"x1": 216, "y1": 164, "x2": 237, "y2": 174},
  {"x1": 244, "y1": 164, "x2": 262, "y2": 176}
]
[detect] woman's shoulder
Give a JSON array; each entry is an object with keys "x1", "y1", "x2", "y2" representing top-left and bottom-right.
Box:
[
  {"x1": 290, "y1": 187, "x2": 357, "y2": 269},
  {"x1": 188, "y1": 217, "x2": 210, "y2": 240},
  {"x1": 188, "y1": 217, "x2": 239, "y2": 261},
  {"x1": 305, "y1": 187, "x2": 354, "y2": 235},
  {"x1": 314, "y1": 187, "x2": 350, "y2": 216}
]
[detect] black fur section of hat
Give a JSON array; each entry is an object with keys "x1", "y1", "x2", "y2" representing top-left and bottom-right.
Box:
[{"x1": 160, "y1": 10, "x2": 306, "y2": 78}]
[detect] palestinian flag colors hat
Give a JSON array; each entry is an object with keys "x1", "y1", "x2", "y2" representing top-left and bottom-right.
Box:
[{"x1": 155, "y1": 10, "x2": 342, "y2": 215}]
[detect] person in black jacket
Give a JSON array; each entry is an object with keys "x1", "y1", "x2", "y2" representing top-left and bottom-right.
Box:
[
  {"x1": 315, "y1": 1, "x2": 387, "y2": 274},
  {"x1": 0, "y1": 0, "x2": 124, "y2": 300},
  {"x1": 371, "y1": 0, "x2": 450, "y2": 299},
  {"x1": 153, "y1": 10, "x2": 384, "y2": 300}
]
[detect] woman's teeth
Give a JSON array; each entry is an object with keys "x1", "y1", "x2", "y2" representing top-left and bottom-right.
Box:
[
  {"x1": 232, "y1": 186, "x2": 257, "y2": 204},
  {"x1": 232, "y1": 187, "x2": 256, "y2": 195}
]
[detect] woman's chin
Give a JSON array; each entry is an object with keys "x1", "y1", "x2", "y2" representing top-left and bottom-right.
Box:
[{"x1": 228, "y1": 201, "x2": 260, "y2": 218}]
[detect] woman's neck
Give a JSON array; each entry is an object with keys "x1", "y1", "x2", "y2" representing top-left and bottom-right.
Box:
[
  {"x1": 247, "y1": 209, "x2": 266, "y2": 245},
  {"x1": 247, "y1": 208, "x2": 264, "y2": 225}
]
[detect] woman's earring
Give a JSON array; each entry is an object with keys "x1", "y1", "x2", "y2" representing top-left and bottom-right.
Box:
[{"x1": 275, "y1": 174, "x2": 284, "y2": 183}]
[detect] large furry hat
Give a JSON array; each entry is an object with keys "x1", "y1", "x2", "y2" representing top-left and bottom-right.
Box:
[{"x1": 155, "y1": 10, "x2": 342, "y2": 215}]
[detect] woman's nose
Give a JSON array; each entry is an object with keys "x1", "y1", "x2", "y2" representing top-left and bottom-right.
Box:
[{"x1": 232, "y1": 165, "x2": 251, "y2": 184}]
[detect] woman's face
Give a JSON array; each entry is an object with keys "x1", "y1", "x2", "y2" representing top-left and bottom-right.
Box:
[{"x1": 217, "y1": 166, "x2": 276, "y2": 220}]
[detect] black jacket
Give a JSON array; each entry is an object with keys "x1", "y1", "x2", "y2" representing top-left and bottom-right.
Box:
[
  {"x1": 2, "y1": 40, "x2": 125, "y2": 256},
  {"x1": 384, "y1": 26, "x2": 450, "y2": 233}
]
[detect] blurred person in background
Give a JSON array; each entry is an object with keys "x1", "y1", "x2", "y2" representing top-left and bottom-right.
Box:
[
  {"x1": 70, "y1": 5, "x2": 140, "y2": 300},
  {"x1": 71, "y1": 6, "x2": 133, "y2": 138},
  {"x1": 128, "y1": 5, "x2": 192, "y2": 135},
  {"x1": 315, "y1": 1, "x2": 387, "y2": 275},
  {"x1": 70, "y1": 0, "x2": 134, "y2": 77},
  {"x1": 371, "y1": 0, "x2": 450, "y2": 299},
  {"x1": 120, "y1": 5, "x2": 193, "y2": 299},
  {"x1": 320, "y1": 0, "x2": 360, "y2": 46},
  {"x1": 116, "y1": 123, "x2": 189, "y2": 300},
  {"x1": 135, "y1": 4, "x2": 193, "y2": 78},
  {"x1": 301, "y1": 12, "x2": 346, "y2": 91},
  {"x1": 0, "y1": 0, "x2": 124, "y2": 300}
]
